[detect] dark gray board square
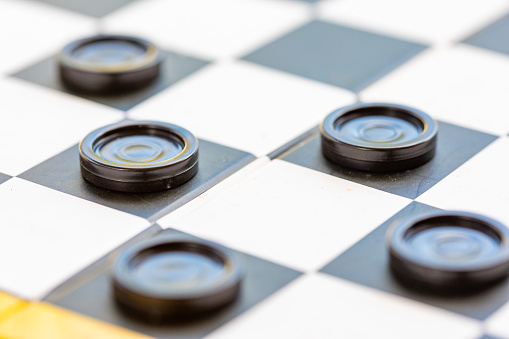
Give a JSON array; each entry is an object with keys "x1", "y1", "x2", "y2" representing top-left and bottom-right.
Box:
[
  {"x1": 463, "y1": 13, "x2": 509, "y2": 57},
  {"x1": 11, "y1": 50, "x2": 209, "y2": 111},
  {"x1": 18, "y1": 139, "x2": 255, "y2": 221},
  {"x1": 267, "y1": 125, "x2": 319, "y2": 160},
  {"x1": 279, "y1": 121, "x2": 498, "y2": 199},
  {"x1": 31, "y1": 0, "x2": 138, "y2": 18},
  {"x1": 0, "y1": 173, "x2": 11, "y2": 186},
  {"x1": 320, "y1": 202, "x2": 509, "y2": 320},
  {"x1": 46, "y1": 228, "x2": 302, "y2": 339},
  {"x1": 242, "y1": 20, "x2": 427, "y2": 92}
]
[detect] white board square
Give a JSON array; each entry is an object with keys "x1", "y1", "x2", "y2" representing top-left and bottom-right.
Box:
[
  {"x1": 361, "y1": 45, "x2": 509, "y2": 136},
  {"x1": 206, "y1": 273, "x2": 481, "y2": 339},
  {"x1": 0, "y1": 178, "x2": 150, "y2": 300},
  {"x1": 129, "y1": 61, "x2": 355, "y2": 156},
  {"x1": 417, "y1": 137, "x2": 509, "y2": 226},
  {"x1": 0, "y1": 78, "x2": 123, "y2": 176},
  {"x1": 102, "y1": 0, "x2": 311, "y2": 60}
]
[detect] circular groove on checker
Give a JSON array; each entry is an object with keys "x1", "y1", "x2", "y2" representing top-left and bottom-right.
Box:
[
  {"x1": 58, "y1": 35, "x2": 162, "y2": 93},
  {"x1": 111, "y1": 236, "x2": 244, "y2": 323},
  {"x1": 387, "y1": 211, "x2": 509, "y2": 293},
  {"x1": 320, "y1": 102, "x2": 438, "y2": 172},
  {"x1": 79, "y1": 120, "x2": 198, "y2": 192}
]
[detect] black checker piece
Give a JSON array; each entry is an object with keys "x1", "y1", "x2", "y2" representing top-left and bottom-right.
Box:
[
  {"x1": 243, "y1": 20, "x2": 427, "y2": 92},
  {"x1": 59, "y1": 35, "x2": 162, "y2": 94},
  {"x1": 321, "y1": 103, "x2": 437, "y2": 172},
  {"x1": 79, "y1": 120, "x2": 199, "y2": 193},
  {"x1": 388, "y1": 211, "x2": 509, "y2": 293},
  {"x1": 111, "y1": 236, "x2": 244, "y2": 323}
]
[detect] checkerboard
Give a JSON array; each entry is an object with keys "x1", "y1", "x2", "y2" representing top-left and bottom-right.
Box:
[{"x1": 1, "y1": 0, "x2": 509, "y2": 338}]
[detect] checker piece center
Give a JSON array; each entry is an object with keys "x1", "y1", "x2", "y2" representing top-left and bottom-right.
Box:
[{"x1": 97, "y1": 135, "x2": 183, "y2": 164}]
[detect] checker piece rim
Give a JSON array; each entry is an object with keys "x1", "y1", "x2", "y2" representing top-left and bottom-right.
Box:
[
  {"x1": 58, "y1": 35, "x2": 162, "y2": 92},
  {"x1": 387, "y1": 211, "x2": 509, "y2": 291},
  {"x1": 320, "y1": 102, "x2": 438, "y2": 172},
  {"x1": 111, "y1": 236, "x2": 244, "y2": 320},
  {"x1": 79, "y1": 120, "x2": 198, "y2": 192},
  {"x1": 59, "y1": 35, "x2": 159, "y2": 73}
]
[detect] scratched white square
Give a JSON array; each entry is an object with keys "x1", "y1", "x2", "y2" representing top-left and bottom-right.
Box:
[{"x1": 159, "y1": 160, "x2": 411, "y2": 272}]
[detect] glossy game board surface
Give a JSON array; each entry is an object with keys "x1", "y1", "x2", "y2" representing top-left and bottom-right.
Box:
[{"x1": 2, "y1": 0, "x2": 509, "y2": 338}]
